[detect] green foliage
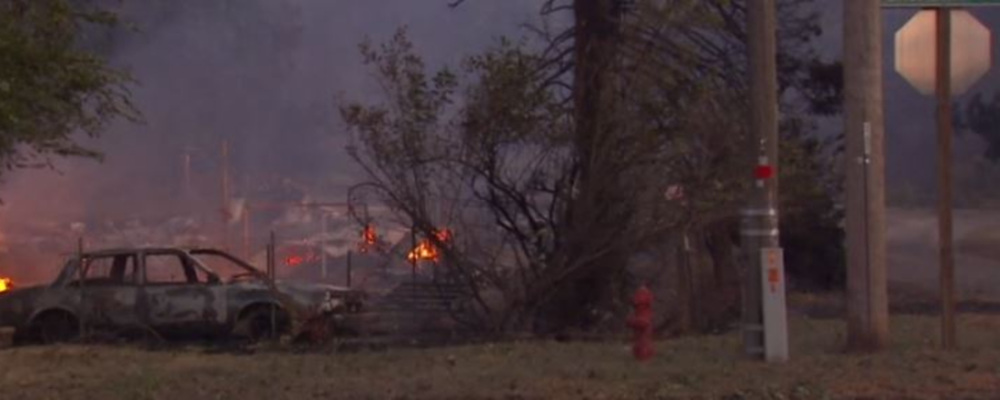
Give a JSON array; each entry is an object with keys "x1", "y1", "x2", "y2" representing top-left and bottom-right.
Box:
[
  {"x1": 960, "y1": 91, "x2": 1000, "y2": 162},
  {"x1": 779, "y1": 119, "x2": 845, "y2": 290},
  {"x1": 0, "y1": 0, "x2": 137, "y2": 172}
]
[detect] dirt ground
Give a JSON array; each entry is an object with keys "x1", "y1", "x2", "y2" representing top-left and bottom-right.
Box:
[{"x1": 1, "y1": 314, "x2": 999, "y2": 400}]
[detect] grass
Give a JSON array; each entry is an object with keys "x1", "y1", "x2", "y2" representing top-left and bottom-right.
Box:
[{"x1": 2, "y1": 315, "x2": 1000, "y2": 399}]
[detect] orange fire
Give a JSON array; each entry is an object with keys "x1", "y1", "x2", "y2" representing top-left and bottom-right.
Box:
[
  {"x1": 407, "y1": 228, "x2": 452, "y2": 263},
  {"x1": 0, "y1": 277, "x2": 12, "y2": 293},
  {"x1": 407, "y1": 239, "x2": 440, "y2": 263},
  {"x1": 359, "y1": 224, "x2": 378, "y2": 253}
]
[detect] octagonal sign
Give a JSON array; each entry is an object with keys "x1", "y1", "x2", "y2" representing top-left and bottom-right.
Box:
[{"x1": 895, "y1": 9, "x2": 993, "y2": 96}]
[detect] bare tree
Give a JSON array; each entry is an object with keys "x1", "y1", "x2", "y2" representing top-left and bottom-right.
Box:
[{"x1": 340, "y1": 0, "x2": 843, "y2": 334}]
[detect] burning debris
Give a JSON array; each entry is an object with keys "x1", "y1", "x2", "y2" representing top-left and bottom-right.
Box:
[
  {"x1": 359, "y1": 224, "x2": 377, "y2": 253},
  {"x1": 407, "y1": 228, "x2": 452, "y2": 264},
  {"x1": 0, "y1": 278, "x2": 12, "y2": 293},
  {"x1": 407, "y1": 240, "x2": 439, "y2": 263}
]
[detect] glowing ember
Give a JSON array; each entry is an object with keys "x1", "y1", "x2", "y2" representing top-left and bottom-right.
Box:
[
  {"x1": 433, "y1": 228, "x2": 452, "y2": 243},
  {"x1": 285, "y1": 255, "x2": 305, "y2": 267},
  {"x1": 0, "y1": 277, "x2": 12, "y2": 293}
]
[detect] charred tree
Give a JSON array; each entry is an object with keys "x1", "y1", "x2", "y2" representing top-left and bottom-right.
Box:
[{"x1": 538, "y1": 0, "x2": 628, "y2": 333}]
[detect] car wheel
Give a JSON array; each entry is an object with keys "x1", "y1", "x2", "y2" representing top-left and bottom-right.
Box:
[
  {"x1": 33, "y1": 311, "x2": 80, "y2": 344},
  {"x1": 235, "y1": 305, "x2": 289, "y2": 342}
]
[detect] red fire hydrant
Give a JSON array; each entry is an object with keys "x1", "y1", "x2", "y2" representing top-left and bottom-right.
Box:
[{"x1": 626, "y1": 284, "x2": 654, "y2": 361}]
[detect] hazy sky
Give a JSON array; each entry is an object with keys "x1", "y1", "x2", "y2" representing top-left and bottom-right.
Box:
[
  {"x1": 2, "y1": 1, "x2": 1000, "y2": 227},
  {"x1": 0, "y1": 0, "x2": 539, "y2": 224}
]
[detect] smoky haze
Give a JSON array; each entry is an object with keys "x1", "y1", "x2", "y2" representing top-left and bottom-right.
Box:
[
  {"x1": 2, "y1": 2, "x2": 999, "y2": 283},
  {"x1": 0, "y1": 0, "x2": 538, "y2": 282}
]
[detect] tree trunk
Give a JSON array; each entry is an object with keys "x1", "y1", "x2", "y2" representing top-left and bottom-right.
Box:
[
  {"x1": 572, "y1": 0, "x2": 619, "y2": 182},
  {"x1": 533, "y1": 0, "x2": 628, "y2": 333}
]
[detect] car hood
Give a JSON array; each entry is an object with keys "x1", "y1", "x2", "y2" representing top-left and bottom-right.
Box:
[
  {"x1": 228, "y1": 279, "x2": 360, "y2": 296},
  {"x1": 0, "y1": 285, "x2": 51, "y2": 326},
  {"x1": 276, "y1": 280, "x2": 355, "y2": 293},
  {"x1": 0, "y1": 285, "x2": 48, "y2": 301}
]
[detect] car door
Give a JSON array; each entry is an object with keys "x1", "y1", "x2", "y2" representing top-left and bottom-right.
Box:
[
  {"x1": 78, "y1": 253, "x2": 141, "y2": 330},
  {"x1": 139, "y1": 250, "x2": 226, "y2": 336}
]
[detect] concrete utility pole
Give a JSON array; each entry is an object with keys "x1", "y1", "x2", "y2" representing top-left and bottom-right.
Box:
[
  {"x1": 843, "y1": 0, "x2": 889, "y2": 351},
  {"x1": 741, "y1": 0, "x2": 786, "y2": 362},
  {"x1": 934, "y1": 8, "x2": 955, "y2": 350}
]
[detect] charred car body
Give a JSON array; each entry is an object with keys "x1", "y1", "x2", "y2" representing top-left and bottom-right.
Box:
[{"x1": 0, "y1": 247, "x2": 364, "y2": 343}]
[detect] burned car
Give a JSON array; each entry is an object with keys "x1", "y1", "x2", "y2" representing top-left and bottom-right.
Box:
[{"x1": 0, "y1": 247, "x2": 364, "y2": 343}]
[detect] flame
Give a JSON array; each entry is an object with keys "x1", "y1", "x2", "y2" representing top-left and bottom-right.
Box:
[
  {"x1": 407, "y1": 239, "x2": 439, "y2": 263},
  {"x1": 0, "y1": 277, "x2": 12, "y2": 293},
  {"x1": 406, "y1": 228, "x2": 452, "y2": 263},
  {"x1": 359, "y1": 224, "x2": 377, "y2": 253}
]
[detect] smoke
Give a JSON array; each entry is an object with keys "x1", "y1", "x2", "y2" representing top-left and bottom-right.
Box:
[
  {"x1": 7, "y1": 1, "x2": 994, "y2": 283},
  {"x1": 0, "y1": 0, "x2": 540, "y2": 282}
]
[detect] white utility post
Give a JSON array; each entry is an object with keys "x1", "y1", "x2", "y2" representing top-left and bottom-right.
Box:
[{"x1": 760, "y1": 247, "x2": 788, "y2": 361}]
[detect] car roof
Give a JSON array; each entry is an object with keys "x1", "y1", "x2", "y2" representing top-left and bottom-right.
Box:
[{"x1": 73, "y1": 247, "x2": 194, "y2": 258}]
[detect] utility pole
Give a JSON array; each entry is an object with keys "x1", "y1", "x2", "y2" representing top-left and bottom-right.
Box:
[
  {"x1": 220, "y1": 139, "x2": 231, "y2": 252},
  {"x1": 741, "y1": 0, "x2": 785, "y2": 362},
  {"x1": 182, "y1": 150, "x2": 192, "y2": 194},
  {"x1": 844, "y1": 0, "x2": 889, "y2": 351},
  {"x1": 934, "y1": 7, "x2": 955, "y2": 350},
  {"x1": 321, "y1": 212, "x2": 328, "y2": 280},
  {"x1": 242, "y1": 207, "x2": 251, "y2": 260}
]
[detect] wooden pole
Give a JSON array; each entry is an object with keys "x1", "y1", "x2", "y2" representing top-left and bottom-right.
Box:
[
  {"x1": 242, "y1": 207, "x2": 251, "y2": 260},
  {"x1": 411, "y1": 225, "x2": 417, "y2": 285},
  {"x1": 321, "y1": 213, "x2": 328, "y2": 280},
  {"x1": 347, "y1": 250, "x2": 353, "y2": 288},
  {"x1": 935, "y1": 7, "x2": 956, "y2": 350},
  {"x1": 182, "y1": 151, "x2": 192, "y2": 194},
  {"x1": 843, "y1": 0, "x2": 890, "y2": 352},
  {"x1": 269, "y1": 230, "x2": 277, "y2": 339},
  {"x1": 77, "y1": 236, "x2": 86, "y2": 338},
  {"x1": 221, "y1": 140, "x2": 231, "y2": 251},
  {"x1": 741, "y1": 0, "x2": 780, "y2": 359}
]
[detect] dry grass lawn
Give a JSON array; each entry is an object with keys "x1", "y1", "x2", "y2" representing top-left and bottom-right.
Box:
[{"x1": 2, "y1": 315, "x2": 1000, "y2": 399}]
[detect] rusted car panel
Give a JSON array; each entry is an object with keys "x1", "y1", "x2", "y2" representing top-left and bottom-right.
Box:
[{"x1": 0, "y1": 247, "x2": 364, "y2": 342}]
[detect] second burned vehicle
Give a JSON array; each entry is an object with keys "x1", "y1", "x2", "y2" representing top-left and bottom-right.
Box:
[{"x1": 0, "y1": 247, "x2": 365, "y2": 343}]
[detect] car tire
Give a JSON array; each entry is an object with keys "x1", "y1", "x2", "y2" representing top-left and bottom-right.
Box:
[
  {"x1": 32, "y1": 311, "x2": 80, "y2": 344},
  {"x1": 234, "y1": 305, "x2": 289, "y2": 342}
]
